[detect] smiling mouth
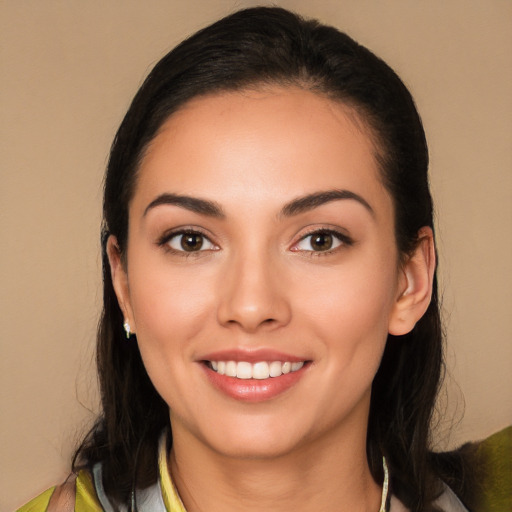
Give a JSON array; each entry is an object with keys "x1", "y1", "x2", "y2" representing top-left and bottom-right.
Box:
[{"x1": 206, "y1": 360, "x2": 306, "y2": 380}]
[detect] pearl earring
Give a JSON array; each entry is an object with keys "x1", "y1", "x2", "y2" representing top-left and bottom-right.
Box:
[{"x1": 123, "y1": 321, "x2": 131, "y2": 339}]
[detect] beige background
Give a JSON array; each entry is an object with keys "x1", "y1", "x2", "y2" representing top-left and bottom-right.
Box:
[{"x1": 1, "y1": 1, "x2": 511, "y2": 509}]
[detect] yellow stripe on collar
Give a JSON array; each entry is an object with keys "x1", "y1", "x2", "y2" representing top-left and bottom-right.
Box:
[
  {"x1": 158, "y1": 432, "x2": 187, "y2": 512},
  {"x1": 75, "y1": 470, "x2": 103, "y2": 512}
]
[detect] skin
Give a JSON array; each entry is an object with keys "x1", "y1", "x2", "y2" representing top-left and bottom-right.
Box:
[{"x1": 109, "y1": 86, "x2": 435, "y2": 512}]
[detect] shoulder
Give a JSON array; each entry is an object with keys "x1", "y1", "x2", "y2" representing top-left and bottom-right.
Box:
[
  {"x1": 433, "y1": 484, "x2": 470, "y2": 512},
  {"x1": 16, "y1": 470, "x2": 103, "y2": 512},
  {"x1": 389, "y1": 485, "x2": 469, "y2": 512},
  {"x1": 434, "y1": 425, "x2": 512, "y2": 512}
]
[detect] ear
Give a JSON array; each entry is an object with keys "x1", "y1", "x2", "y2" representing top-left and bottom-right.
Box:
[
  {"x1": 388, "y1": 227, "x2": 436, "y2": 336},
  {"x1": 107, "y1": 235, "x2": 136, "y2": 334}
]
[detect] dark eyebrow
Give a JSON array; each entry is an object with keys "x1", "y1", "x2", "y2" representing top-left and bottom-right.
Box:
[
  {"x1": 281, "y1": 189, "x2": 374, "y2": 217},
  {"x1": 143, "y1": 193, "x2": 225, "y2": 218}
]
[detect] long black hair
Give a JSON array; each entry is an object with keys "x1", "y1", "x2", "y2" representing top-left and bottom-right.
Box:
[{"x1": 74, "y1": 7, "x2": 444, "y2": 511}]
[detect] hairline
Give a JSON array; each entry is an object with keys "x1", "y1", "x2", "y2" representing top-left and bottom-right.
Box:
[{"x1": 129, "y1": 79, "x2": 392, "y2": 217}]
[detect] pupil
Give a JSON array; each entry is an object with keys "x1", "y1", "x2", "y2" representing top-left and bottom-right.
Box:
[
  {"x1": 311, "y1": 233, "x2": 332, "y2": 251},
  {"x1": 181, "y1": 234, "x2": 203, "y2": 251}
]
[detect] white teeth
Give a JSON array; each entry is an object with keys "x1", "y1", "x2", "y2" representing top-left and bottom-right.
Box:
[
  {"x1": 269, "y1": 361, "x2": 282, "y2": 377},
  {"x1": 236, "y1": 361, "x2": 252, "y2": 379},
  {"x1": 225, "y1": 361, "x2": 237, "y2": 377},
  {"x1": 252, "y1": 362, "x2": 269, "y2": 379},
  {"x1": 209, "y1": 360, "x2": 305, "y2": 379}
]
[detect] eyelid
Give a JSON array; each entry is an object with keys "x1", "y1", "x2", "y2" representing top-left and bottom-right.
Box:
[
  {"x1": 290, "y1": 227, "x2": 354, "y2": 253},
  {"x1": 157, "y1": 227, "x2": 219, "y2": 253}
]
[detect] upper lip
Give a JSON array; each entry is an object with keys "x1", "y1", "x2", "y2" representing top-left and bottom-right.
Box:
[{"x1": 199, "y1": 348, "x2": 308, "y2": 363}]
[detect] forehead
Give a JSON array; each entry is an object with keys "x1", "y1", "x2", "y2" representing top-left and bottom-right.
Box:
[{"x1": 133, "y1": 86, "x2": 389, "y2": 213}]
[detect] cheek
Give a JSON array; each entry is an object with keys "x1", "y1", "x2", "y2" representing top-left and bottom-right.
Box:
[
  {"x1": 297, "y1": 255, "x2": 398, "y2": 329},
  {"x1": 126, "y1": 263, "x2": 217, "y2": 407},
  {"x1": 293, "y1": 253, "x2": 398, "y2": 373},
  {"x1": 129, "y1": 258, "x2": 216, "y2": 339},
  {"x1": 125, "y1": 261, "x2": 220, "y2": 406},
  {"x1": 301, "y1": 262, "x2": 397, "y2": 412}
]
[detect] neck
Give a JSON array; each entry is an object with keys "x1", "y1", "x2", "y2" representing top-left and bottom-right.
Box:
[{"x1": 169, "y1": 414, "x2": 382, "y2": 512}]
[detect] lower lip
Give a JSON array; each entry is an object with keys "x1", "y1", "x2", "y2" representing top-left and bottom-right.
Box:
[{"x1": 201, "y1": 363, "x2": 309, "y2": 403}]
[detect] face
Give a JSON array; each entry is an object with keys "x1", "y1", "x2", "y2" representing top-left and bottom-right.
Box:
[{"x1": 110, "y1": 86, "x2": 419, "y2": 460}]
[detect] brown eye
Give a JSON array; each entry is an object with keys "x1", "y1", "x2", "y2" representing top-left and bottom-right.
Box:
[
  {"x1": 181, "y1": 233, "x2": 204, "y2": 251},
  {"x1": 310, "y1": 233, "x2": 333, "y2": 251},
  {"x1": 293, "y1": 229, "x2": 350, "y2": 253},
  {"x1": 167, "y1": 231, "x2": 216, "y2": 252}
]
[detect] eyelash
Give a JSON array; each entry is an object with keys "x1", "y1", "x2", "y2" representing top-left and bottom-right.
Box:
[
  {"x1": 292, "y1": 228, "x2": 354, "y2": 256},
  {"x1": 157, "y1": 227, "x2": 353, "y2": 257},
  {"x1": 157, "y1": 228, "x2": 218, "y2": 256}
]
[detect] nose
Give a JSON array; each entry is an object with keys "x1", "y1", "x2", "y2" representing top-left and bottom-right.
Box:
[{"x1": 217, "y1": 250, "x2": 292, "y2": 333}]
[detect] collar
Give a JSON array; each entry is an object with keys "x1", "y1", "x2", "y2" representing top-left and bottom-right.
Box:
[
  {"x1": 158, "y1": 431, "x2": 390, "y2": 512},
  {"x1": 158, "y1": 431, "x2": 187, "y2": 512}
]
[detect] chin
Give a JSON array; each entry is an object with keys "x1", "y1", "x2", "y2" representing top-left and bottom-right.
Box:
[
  {"x1": 199, "y1": 417, "x2": 308, "y2": 460},
  {"x1": 213, "y1": 434, "x2": 300, "y2": 460}
]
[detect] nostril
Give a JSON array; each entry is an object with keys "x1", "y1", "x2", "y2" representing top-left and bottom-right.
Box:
[
  {"x1": 224, "y1": 316, "x2": 278, "y2": 332},
  {"x1": 217, "y1": 282, "x2": 292, "y2": 331}
]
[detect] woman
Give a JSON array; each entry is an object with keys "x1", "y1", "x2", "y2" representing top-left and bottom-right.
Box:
[{"x1": 18, "y1": 7, "x2": 468, "y2": 512}]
